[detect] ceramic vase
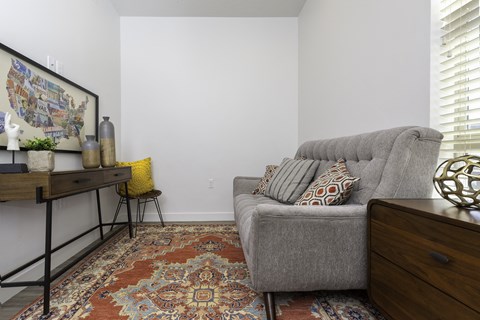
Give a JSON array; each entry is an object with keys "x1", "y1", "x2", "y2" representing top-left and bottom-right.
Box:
[
  {"x1": 82, "y1": 135, "x2": 101, "y2": 169},
  {"x1": 27, "y1": 150, "x2": 55, "y2": 172},
  {"x1": 99, "y1": 116, "x2": 116, "y2": 167}
]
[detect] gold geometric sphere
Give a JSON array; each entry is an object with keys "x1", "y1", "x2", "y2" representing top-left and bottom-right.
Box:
[{"x1": 433, "y1": 154, "x2": 480, "y2": 209}]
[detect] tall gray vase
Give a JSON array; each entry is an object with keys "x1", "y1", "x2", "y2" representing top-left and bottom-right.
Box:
[{"x1": 99, "y1": 116, "x2": 116, "y2": 167}]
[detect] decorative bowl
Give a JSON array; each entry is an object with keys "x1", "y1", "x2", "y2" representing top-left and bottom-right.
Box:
[{"x1": 433, "y1": 155, "x2": 480, "y2": 209}]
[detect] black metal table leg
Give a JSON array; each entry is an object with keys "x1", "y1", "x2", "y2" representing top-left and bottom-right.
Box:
[
  {"x1": 43, "y1": 200, "x2": 53, "y2": 316},
  {"x1": 124, "y1": 182, "x2": 134, "y2": 238},
  {"x1": 95, "y1": 189, "x2": 104, "y2": 240}
]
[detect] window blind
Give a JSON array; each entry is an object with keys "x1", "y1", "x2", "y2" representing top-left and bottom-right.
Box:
[{"x1": 440, "y1": 0, "x2": 480, "y2": 160}]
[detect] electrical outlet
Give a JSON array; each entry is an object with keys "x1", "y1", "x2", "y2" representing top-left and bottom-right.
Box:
[
  {"x1": 208, "y1": 179, "x2": 214, "y2": 189},
  {"x1": 47, "y1": 55, "x2": 55, "y2": 71}
]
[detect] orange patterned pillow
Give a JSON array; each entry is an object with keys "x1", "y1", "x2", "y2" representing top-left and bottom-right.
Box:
[
  {"x1": 252, "y1": 165, "x2": 278, "y2": 195},
  {"x1": 295, "y1": 159, "x2": 359, "y2": 206}
]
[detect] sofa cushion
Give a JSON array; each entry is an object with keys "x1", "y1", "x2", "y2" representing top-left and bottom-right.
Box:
[
  {"x1": 252, "y1": 165, "x2": 278, "y2": 195},
  {"x1": 265, "y1": 158, "x2": 319, "y2": 204},
  {"x1": 293, "y1": 127, "x2": 431, "y2": 205}
]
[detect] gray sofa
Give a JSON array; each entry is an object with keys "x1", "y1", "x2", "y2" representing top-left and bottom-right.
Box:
[{"x1": 233, "y1": 126, "x2": 443, "y2": 319}]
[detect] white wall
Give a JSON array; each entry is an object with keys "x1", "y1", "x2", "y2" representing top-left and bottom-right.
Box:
[
  {"x1": 120, "y1": 18, "x2": 298, "y2": 220},
  {"x1": 0, "y1": 0, "x2": 120, "y2": 303},
  {"x1": 298, "y1": 0, "x2": 431, "y2": 143}
]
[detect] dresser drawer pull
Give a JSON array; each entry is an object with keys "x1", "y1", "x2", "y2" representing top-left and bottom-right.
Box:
[
  {"x1": 114, "y1": 173, "x2": 124, "y2": 177},
  {"x1": 429, "y1": 251, "x2": 450, "y2": 264},
  {"x1": 73, "y1": 178, "x2": 91, "y2": 184}
]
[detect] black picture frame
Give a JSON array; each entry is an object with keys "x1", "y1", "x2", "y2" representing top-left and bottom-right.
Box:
[{"x1": 0, "y1": 42, "x2": 99, "y2": 153}]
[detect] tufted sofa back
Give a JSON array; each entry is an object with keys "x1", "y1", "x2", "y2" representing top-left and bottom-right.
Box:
[{"x1": 294, "y1": 127, "x2": 443, "y2": 205}]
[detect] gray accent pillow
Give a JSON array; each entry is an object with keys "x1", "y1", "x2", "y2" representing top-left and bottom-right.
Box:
[{"x1": 265, "y1": 158, "x2": 320, "y2": 204}]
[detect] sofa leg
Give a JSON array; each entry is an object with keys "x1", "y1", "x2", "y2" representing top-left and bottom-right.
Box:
[{"x1": 264, "y1": 292, "x2": 276, "y2": 320}]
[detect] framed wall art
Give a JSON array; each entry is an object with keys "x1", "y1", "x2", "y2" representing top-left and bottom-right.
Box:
[{"x1": 0, "y1": 42, "x2": 98, "y2": 153}]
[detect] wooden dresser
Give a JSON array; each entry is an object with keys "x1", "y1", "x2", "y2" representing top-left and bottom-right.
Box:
[{"x1": 368, "y1": 199, "x2": 480, "y2": 320}]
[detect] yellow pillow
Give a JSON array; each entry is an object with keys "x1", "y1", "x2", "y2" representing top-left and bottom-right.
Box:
[{"x1": 116, "y1": 157, "x2": 154, "y2": 197}]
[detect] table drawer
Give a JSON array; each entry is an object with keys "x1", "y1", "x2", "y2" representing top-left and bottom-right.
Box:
[
  {"x1": 103, "y1": 167, "x2": 131, "y2": 184},
  {"x1": 370, "y1": 252, "x2": 480, "y2": 320},
  {"x1": 370, "y1": 205, "x2": 480, "y2": 313},
  {"x1": 50, "y1": 171, "x2": 103, "y2": 195}
]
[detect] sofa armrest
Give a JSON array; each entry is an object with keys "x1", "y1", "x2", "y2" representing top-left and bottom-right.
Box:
[
  {"x1": 233, "y1": 176, "x2": 261, "y2": 197},
  {"x1": 248, "y1": 204, "x2": 368, "y2": 292}
]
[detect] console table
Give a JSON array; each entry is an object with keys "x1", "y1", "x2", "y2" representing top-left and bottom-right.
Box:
[
  {"x1": 0, "y1": 167, "x2": 133, "y2": 316},
  {"x1": 368, "y1": 199, "x2": 480, "y2": 319}
]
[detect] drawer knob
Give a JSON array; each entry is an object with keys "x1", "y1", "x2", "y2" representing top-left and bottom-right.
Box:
[
  {"x1": 429, "y1": 251, "x2": 450, "y2": 264},
  {"x1": 114, "y1": 173, "x2": 124, "y2": 177},
  {"x1": 74, "y1": 178, "x2": 91, "y2": 184}
]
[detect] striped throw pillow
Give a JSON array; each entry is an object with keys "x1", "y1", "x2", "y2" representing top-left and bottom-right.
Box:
[{"x1": 265, "y1": 158, "x2": 320, "y2": 204}]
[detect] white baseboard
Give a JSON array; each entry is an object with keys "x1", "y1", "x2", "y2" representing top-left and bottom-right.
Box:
[{"x1": 141, "y1": 211, "x2": 234, "y2": 222}]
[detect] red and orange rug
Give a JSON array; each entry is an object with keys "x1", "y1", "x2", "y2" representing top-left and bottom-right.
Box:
[{"x1": 14, "y1": 224, "x2": 385, "y2": 319}]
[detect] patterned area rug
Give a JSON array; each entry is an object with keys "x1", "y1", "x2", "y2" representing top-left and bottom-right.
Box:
[{"x1": 14, "y1": 224, "x2": 385, "y2": 320}]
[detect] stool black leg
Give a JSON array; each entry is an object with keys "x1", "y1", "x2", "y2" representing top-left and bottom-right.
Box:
[
  {"x1": 141, "y1": 199, "x2": 147, "y2": 222},
  {"x1": 153, "y1": 197, "x2": 165, "y2": 227},
  {"x1": 135, "y1": 199, "x2": 141, "y2": 236}
]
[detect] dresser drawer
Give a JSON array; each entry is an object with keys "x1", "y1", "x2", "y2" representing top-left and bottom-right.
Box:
[
  {"x1": 103, "y1": 167, "x2": 131, "y2": 184},
  {"x1": 370, "y1": 205, "x2": 480, "y2": 313},
  {"x1": 50, "y1": 171, "x2": 103, "y2": 195},
  {"x1": 370, "y1": 252, "x2": 480, "y2": 320}
]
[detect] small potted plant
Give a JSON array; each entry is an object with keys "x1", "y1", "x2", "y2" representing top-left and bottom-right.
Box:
[{"x1": 24, "y1": 137, "x2": 57, "y2": 172}]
